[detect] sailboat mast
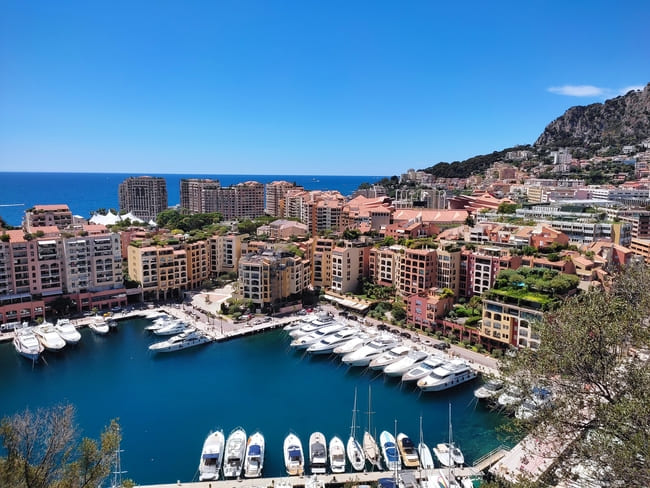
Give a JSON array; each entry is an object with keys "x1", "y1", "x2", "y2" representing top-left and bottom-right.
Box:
[{"x1": 448, "y1": 403, "x2": 453, "y2": 481}]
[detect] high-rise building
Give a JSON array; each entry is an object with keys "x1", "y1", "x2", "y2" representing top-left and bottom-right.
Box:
[
  {"x1": 118, "y1": 176, "x2": 168, "y2": 222},
  {"x1": 180, "y1": 178, "x2": 222, "y2": 214},
  {"x1": 179, "y1": 179, "x2": 264, "y2": 219},
  {"x1": 265, "y1": 181, "x2": 303, "y2": 217}
]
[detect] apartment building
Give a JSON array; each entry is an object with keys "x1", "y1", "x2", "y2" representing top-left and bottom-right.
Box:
[
  {"x1": 395, "y1": 248, "x2": 437, "y2": 297},
  {"x1": 257, "y1": 220, "x2": 309, "y2": 240},
  {"x1": 311, "y1": 238, "x2": 334, "y2": 288},
  {"x1": 265, "y1": 181, "x2": 303, "y2": 217},
  {"x1": 331, "y1": 243, "x2": 369, "y2": 294},
  {"x1": 481, "y1": 295, "x2": 543, "y2": 349},
  {"x1": 24, "y1": 204, "x2": 73, "y2": 232},
  {"x1": 467, "y1": 247, "x2": 522, "y2": 296},
  {"x1": 630, "y1": 238, "x2": 650, "y2": 264},
  {"x1": 436, "y1": 248, "x2": 461, "y2": 297},
  {"x1": 238, "y1": 250, "x2": 311, "y2": 309},
  {"x1": 406, "y1": 288, "x2": 454, "y2": 329},
  {"x1": 180, "y1": 178, "x2": 221, "y2": 213},
  {"x1": 118, "y1": 176, "x2": 168, "y2": 221},
  {"x1": 208, "y1": 234, "x2": 247, "y2": 275},
  {"x1": 369, "y1": 246, "x2": 400, "y2": 287},
  {"x1": 128, "y1": 244, "x2": 187, "y2": 300},
  {"x1": 185, "y1": 240, "x2": 209, "y2": 289},
  {"x1": 0, "y1": 226, "x2": 126, "y2": 324}
]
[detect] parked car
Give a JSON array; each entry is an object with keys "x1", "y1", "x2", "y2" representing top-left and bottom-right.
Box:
[{"x1": 433, "y1": 342, "x2": 450, "y2": 350}]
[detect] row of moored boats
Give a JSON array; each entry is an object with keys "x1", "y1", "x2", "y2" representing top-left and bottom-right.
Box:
[
  {"x1": 198, "y1": 427, "x2": 466, "y2": 481},
  {"x1": 144, "y1": 313, "x2": 212, "y2": 352},
  {"x1": 285, "y1": 314, "x2": 478, "y2": 392},
  {"x1": 13, "y1": 318, "x2": 116, "y2": 361},
  {"x1": 474, "y1": 379, "x2": 553, "y2": 421}
]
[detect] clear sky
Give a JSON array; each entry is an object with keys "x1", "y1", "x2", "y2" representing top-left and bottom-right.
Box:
[{"x1": 1, "y1": 1, "x2": 648, "y2": 176}]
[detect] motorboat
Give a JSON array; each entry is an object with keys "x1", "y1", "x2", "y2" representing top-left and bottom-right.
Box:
[
  {"x1": 154, "y1": 319, "x2": 187, "y2": 336},
  {"x1": 107, "y1": 318, "x2": 118, "y2": 329},
  {"x1": 144, "y1": 315, "x2": 170, "y2": 332},
  {"x1": 13, "y1": 325, "x2": 44, "y2": 361},
  {"x1": 34, "y1": 323, "x2": 66, "y2": 351},
  {"x1": 432, "y1": 442, "x2": 464, "y2": 467},
  {"x1": 284, "y1": 432, "x2": 304, "y2": 476},
  {"x1": 417, "y1": 359, "x2": 477, "y2": 392},
  {"x1": 379, "y1": 431, "x2": 401, "y2": 472},
  {"x1": 417, "y1": 416, "x2": 435, "y2": 470},
  {"x1": 383, "y1": 350, "x2": 428, "y2": 377},
  {"x1": 54, "y1": 319, "x2": 81, "y2": 344},
  {"x1": 473, "y1": 379, "x2": 505, "y2": 401},
  {"x1": 306, "y1": 327, "x2": 358, "y2": 354},
  {"x1": 148, "y1": 328, "x2": 211, "y2": 352},
  {"x1": 429, "y1": 473, "x2": 462, "y2": 488},
  {"x1": 401, "y1": 355, "x2": 448, "y2": 383},
  {"x1": 198, "y1": 430, "x2": 225, "y2": 481},
  {"x1": 309, "y1": 432, "x2": 327, "y2": 475},
  {"x1": 333, "y1": 332, "x2": 374, "y2": 356},
  {"x1": 243, "y1": 431, "x2": 265, "y2": 478},
  {"x1": 515, "y1": 387, "x2": 552, "y2": 420},
  {"x1": 496, "y1": 386, "x2": 522, "y2": 409},
  {"x1": 347, "y1": 388, "x2": 365, "y2": 471},
  {"x1": 88, "y1": 317, "x2": 110, "y2": 335},
  {"x1": 397, "y1": 433, "x2": 420, "y2": 468},
  {"x1": 369, "y1": 345, "x2": 412, "y2": 371},
  {"x1": 288, "y1": 315, "x2": 335, "y2": 338},
  {"x1": 341, "y1": 335, "x2": 401, "y2": 367},
  {"x1": 284, "y1": 313, "x2": 322, "y2": 331},
  {"x1": 329, "y1": 436, "x2": 346, "y2": 473},
  {"x1": 290, "y1": 323, "x2": 345, "y2": 349},
  {"x1": 223, "y1": 427, "x2": 247, "y2": 478},
  {"x1": 363, "y1": 386, "x2": 382, "y2": 470}
]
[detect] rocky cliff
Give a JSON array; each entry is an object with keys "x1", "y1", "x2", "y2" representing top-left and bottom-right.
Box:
[{"x1": 535, "y1": 83, "x2": 650, "y2": 148}]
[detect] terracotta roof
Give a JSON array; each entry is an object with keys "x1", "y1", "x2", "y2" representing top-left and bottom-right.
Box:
[{"x1": 33, "y1": 204, "x2": 71, "y2": 211}]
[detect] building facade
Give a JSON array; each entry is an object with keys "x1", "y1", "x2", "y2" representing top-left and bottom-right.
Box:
[{"x1": 118, "y1": 176, "x2": 168, "y2": 221}]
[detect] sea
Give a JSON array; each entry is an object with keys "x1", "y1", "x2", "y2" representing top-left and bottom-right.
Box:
[
  {"x1": 0, "y1": 320, "x2": 512, "y2": 485},
  {"x1": 0, "y1": 172, "x2": 387, "y2": 227}
]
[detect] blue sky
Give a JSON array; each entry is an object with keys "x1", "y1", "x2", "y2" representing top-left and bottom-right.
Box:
[{"x1": 1, "y1": 1, "x2": 648, "y2": 176}]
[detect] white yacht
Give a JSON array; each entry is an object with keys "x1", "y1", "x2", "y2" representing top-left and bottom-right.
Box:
[
  {"x1": 144, "y1": 316, "x2": 170, "y2": 332},
  {"x1": 432, "y1": 443, "x2": 464, "y2": 467},
  {"x1": 34, "y1": 323, "x2": 66, "y2": 351},
  {"x1": 198, "y1": 430, "x2": 225, "y2": 481},
  {"x1": 223, "y1": 427, "x2": 247, "y2": 478},
  {"x1": 369, "y1": 345, "x2": 411, "y2": 370},
  {"x1": 283, "y1": 433, "x2": 304, "y2": 476},
  {"x1": 88, "y1": 317, "x2": 110, "y2": 335},
  {"x1": 383, "y1": 350, "x2": 428, "y2": 377},
  {"x1": 54, "y1": 319, "x2": 82, "y2": 345},
  {"x1": 396, "y1": 433, "x2": 420, "y2": 468},
  {"x1": 341, "y1": 335, "x2": 400, "y2": 366},
  {"x1": 473, "y1": 379, "x2": 505, "y2": 401},
  {"x1": 379, "y1": 431, "x2": 401, "y2": 472},
  {"x1": 290, "y1": 323, "x2": 345, "y2": 349},
  {"x1": 154, "y1": 319, "x2": 187, "y2": 336},
  {"x1": 515, "y1": 387, "x2": 552, "y2": 420},
  {"x1": 13, "y1": 325, "x2": 44, "y2": 361},
  {"x1": 417, "y1": 359, "x2": 477, "y2": 392},
  {"x1": 401, "y1": 355, "x2": 448, "y2": 383},
  {"x1": 306, "y1": 327, "x2": 358, "y2": 354},
  {"x1": 148, "y1": 328, "x2": 211, "y2": 352},
  {"x1": 243, "y1": 431, "x2": 265, "y2": 478},
  {"x1": 333, "y1": 332, "x2": 374, "y2": 356},
  {"x1": 329, "y1": 436, "x2": 346, "y2": 473},
  {"x1": 496, "y1": 387, "x2": 522, "y2": 408},
  {"x1": 309, "y1": 432, "x2": 328, "y2": 475},
  {"x1": 288, "y1": 315, "x2": 335, "y2": 338}
]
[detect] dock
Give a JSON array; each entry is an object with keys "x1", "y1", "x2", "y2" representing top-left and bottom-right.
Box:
[{"x1": 137, "y1": 467, "x2": 482, "y2": 488}]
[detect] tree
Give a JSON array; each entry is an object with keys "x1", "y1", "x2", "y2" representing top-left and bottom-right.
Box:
[
  {"x1": 499, "y1": 264, "x2": 650, "y2": 487},
  {"x1": 0, "y1": 404, "x2": 121, "y2": 488},
  {"x1": 497, "y1": 202, "x2": 518, "y2": 214}
]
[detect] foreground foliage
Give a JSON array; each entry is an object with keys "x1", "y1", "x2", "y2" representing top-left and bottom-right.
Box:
[
  {"x1": 0, "y1": 404, "x2": 120, "y2": 488},
  {"x1": 500, "y1": 264, "x2": 650, "y2": 487}
]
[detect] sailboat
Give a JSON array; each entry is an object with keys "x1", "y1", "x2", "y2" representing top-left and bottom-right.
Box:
[
  {"x1": 363, "y1": 386, "x2": 382, "y2": 470},
  {"x1": 346, "y1": 387, "x2": 366, "y2": 471},
  {"x1": 432, "y1": 404, "x2": 465, "y2": 468},
  {"x1": 417, "y1": 415, "x2": 435, "y2": 470}
]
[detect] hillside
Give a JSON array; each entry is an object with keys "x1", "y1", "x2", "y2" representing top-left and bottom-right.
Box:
[
  {"x1": 535, "y1": 83, "x2": 650, "y2": 148},
  {"x1": 421, "y1": 145, "x2": 531, "y2": 179}
]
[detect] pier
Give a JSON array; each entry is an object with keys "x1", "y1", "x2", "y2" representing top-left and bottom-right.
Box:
[{"x1": 137, "y1": 467, "x2": 482, "y2": 488}]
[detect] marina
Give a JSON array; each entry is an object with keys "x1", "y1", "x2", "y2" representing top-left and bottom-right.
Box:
[{"x1": 0, "y1": 311, "x2": 511, "y2": 485}]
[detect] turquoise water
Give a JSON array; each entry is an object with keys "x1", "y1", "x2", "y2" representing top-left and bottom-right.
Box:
[{"x1": 0, "y1": 319, "x2": 509, "y2": 485}]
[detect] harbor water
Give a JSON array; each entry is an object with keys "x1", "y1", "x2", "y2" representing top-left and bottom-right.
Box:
[{"x1": 0, "y1": 319, "x2": 511, "y2": 485}]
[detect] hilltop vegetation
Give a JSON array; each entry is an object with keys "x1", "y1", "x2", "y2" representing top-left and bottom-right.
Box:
[{"x1": 421, "y1": 145, "x2": 532, "y2": 179}]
